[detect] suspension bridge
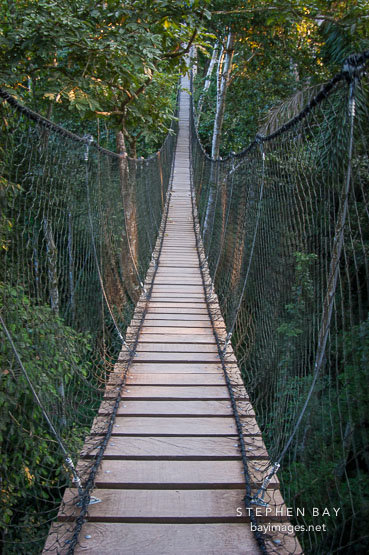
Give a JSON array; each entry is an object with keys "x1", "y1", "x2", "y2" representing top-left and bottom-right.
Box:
[
  {"x1": 38, "y1": 76, "x2": 298, "y2": 554},
  {"x1": 1, "y1": 52, "x2": 368, "y2": 554}
]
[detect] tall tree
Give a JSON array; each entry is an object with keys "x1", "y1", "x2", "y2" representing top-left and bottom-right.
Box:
[{"x1": 0, "y1": 0, "x2": 210, "y2": 155}]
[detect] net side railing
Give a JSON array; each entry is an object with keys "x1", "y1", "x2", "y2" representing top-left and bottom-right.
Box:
[
  {"x1": 0, "y1": 90, "x2": 178, "y2": 553},
  {"x1": 190, "y1": 54, "x2": 369, "y2": 554}
]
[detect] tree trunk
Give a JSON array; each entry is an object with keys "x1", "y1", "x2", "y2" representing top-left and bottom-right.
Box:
[
  {"x1": 197, "y1": 41, "x2": 219, "y2": 124},
  {"x1": 211, "y1": 32, "x2": 234, "y2": 160},
  {"x1": 203, "y1": 33, "x2": 234, "y2": 242},
  {"x1": 116, "y1": 130, "x2": 140, "y2": 300}
]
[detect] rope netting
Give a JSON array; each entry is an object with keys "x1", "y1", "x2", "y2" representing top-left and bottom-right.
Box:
[
  {"x1": 190, "y1": 54, "x2": 369, "y2": 553},
  {"x1": 0, "y1": 89, "x2": 177, "y2": 553}
]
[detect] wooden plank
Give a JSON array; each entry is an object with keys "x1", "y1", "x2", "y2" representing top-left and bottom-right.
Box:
[
  {"x1": 82, "y1": 436, "x2": 243, "y2": 460},
  {"x1": 102, "y1": 399, "x2": 255, "y2": 418},
  {"x1": 133, "y1": 325, "x2": 215, "y2": 337},
  {"x1": 99, "y1": 400, "x2": 236, "y2": 416},
  {"x1": 145, "y1": 312, "x2": 211, "y2": 326},
  {"x1": 142, "y1": 302, "x2": 208, "y2": 308},
  {"x1": 138, "y1": 327, "x2": 214, "y2": 335},
  {"x1": 143, "y1": 314, "x2": 209, "y2": 321},
  {"x1": 154, "y1": 272, "x2": 202, "y2": 279},
  {"x1": 80, "y1": 434, "x2": 268, "y2": 461},
  {"x1": 93, "y1": 460, "x2": 278, "y2": 490},
  {"x1": 91, "y1": 416, "x2": 261, "y2": 437},
  {"x1": 44, "y1": 523, "x2": 261, "y2": 554},
  {"x1": 91, "y1": 416, "x2": 238, "y2": 436},
  {"x1": 135, "y1": 334, "x2": 215, "y2": 344},
  {"x1": 135, "y1": 343, "x2": 217, "y2": 352},
  {"x1": 148, "y1": 308, "x2": 209, "y2": 314},
  {"x1": 124, "y1": 374, "x2": 226, "y2": 385},
  {"x1": 153, "y1": 279, "x2": 203, "y2": 285},
  {"x1": 125, "y1": 362, "x2": 222, "y2": 372},
  {"x1": 124, "y1": 353, "x2": 220, "y2": 363},
  {"x1": 94, "y1": 460, "x2": 246, "y2": 488},
  {"x1": 100, "y1": 397, "x2": 255, "y2": 417},
  {"x1": 104, "y1": 385, "x2": 230, "y2": 400},
  {"x1": 59, "y1": 488, "x2": 289, "y2": 522},
  {"x1": 150, "y1": 294, "x2": 206, "y2": 300},
  {"x1": 139, "y1": 320, "x2": 212, "y2": 328}
]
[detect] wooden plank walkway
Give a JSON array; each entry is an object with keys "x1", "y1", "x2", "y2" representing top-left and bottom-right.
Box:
[{"x1": 44, "y1": 77, "x2": 302, "y2": 554}]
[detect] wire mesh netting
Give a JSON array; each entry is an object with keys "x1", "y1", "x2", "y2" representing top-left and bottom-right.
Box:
[
  {"x1": 190, "y1": 55, "x2": 369, "y2": 554},
  {"x1": 0, "y1": 90, "x2": 177, "y2": 553}
]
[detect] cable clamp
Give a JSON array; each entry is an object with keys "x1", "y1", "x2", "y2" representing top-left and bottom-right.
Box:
[
  {"x1": 250, "y1": 462, "x2": 280, "y2": 507},
  {"x1": 222, "y1": 332, "x2": 232, "y2": 355},
  {"x1": 83, "y1": 134, "x2": 94, "y2": 161},
  {"x1": 76, "y1": 496, "x2": 101, "y2": 507}
]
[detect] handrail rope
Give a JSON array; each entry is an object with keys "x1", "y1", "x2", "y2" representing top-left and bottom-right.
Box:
[
  {"x1": 192, "y1": 50, "x2": 368, "y2": 161},
  {"x1": 65, "y1": 88, "x2": 179, "y2": 555},
  {"x1": 250, "y1": 73, "x2": 358, "y2": 505},
  {"x1": 191, "y1": 52, "x2": 364, "y2": 507},
  {"x1": 0, "y1": 86, "x2": 179, "y2": 161}
]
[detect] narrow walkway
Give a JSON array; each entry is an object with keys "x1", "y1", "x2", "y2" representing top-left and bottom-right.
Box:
[{"x1": 46, "y1": 78, "x2": 300, "y2": 554}]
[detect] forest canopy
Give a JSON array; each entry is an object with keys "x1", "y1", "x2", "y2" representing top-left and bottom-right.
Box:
[{"x1": 1, "y1": 0, "x2": 368, "y2": 156}]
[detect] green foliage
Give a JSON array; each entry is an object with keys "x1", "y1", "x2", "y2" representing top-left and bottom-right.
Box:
[
  {"x1": 195, "y1": 0, "x2": 369, "y2": 153},
  {"x1": 0, "y1": 283, "x2": 94, "y2": 549},
  {"x1": 0, "y1": 0, "x2": 209, "y2": 155},
  {"x1": 277, "y1": 252, "x2": 318, "y2": 352},
  {"x1": 276, "y1": 319, "x2": 369, "y2": 552},
  {"x1": 0, "y1": 169, "x2": 22, "y2": 253}
]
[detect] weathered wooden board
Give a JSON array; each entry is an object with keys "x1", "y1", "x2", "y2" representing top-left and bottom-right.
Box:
[
  {"x1": 90, "y1": 416, "x2": 262, "y2": 437},
  {"x1": 125, "y1": 352, "x2": 220, "y2": 363},
  {"x1": 80, "y1": 435, "x2": 268, "y2": 461},
  {"x1": 93, "y1": 460, "x2": 278, "y2": 489},
  {"x1": 99, "y1": 400, "x2": 236, "y2": 416},
  {"x1": 43, "y1": 523, "x2": 265, "y2": 554},
  {"x1": 44, "y1": 523, "x2": 261, "y2": 554},
  {"x1": 124, "y1": 373, "x2": 226, "y2": 385},
  {"x1": 59, "y1": 488, "x2": 288, "y2": 522},
  {"x1": 134, "y1": 343, "x2": 218, "y2": 352},
  {"x1": 133, "y1": 335, "x2": 216, "y2": 344},
  {"x1": 100, "y1": 399, "x2": 255, "y2": 418},
  {"x1": 92, "y1": 416, "x2": 239, "y2": 436},
  {"x1": 104, "y1": 385, "x2": 231, "y2": 400},
  {"x1": 126, "y1": 362, "x2": 222, "y2": 373},
  {"x1": 143, "y1": 314, "x2": 209, "y2": 321},
  {"x1": 147, "y1": 307, "x2": 209, "y2": 314}
]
